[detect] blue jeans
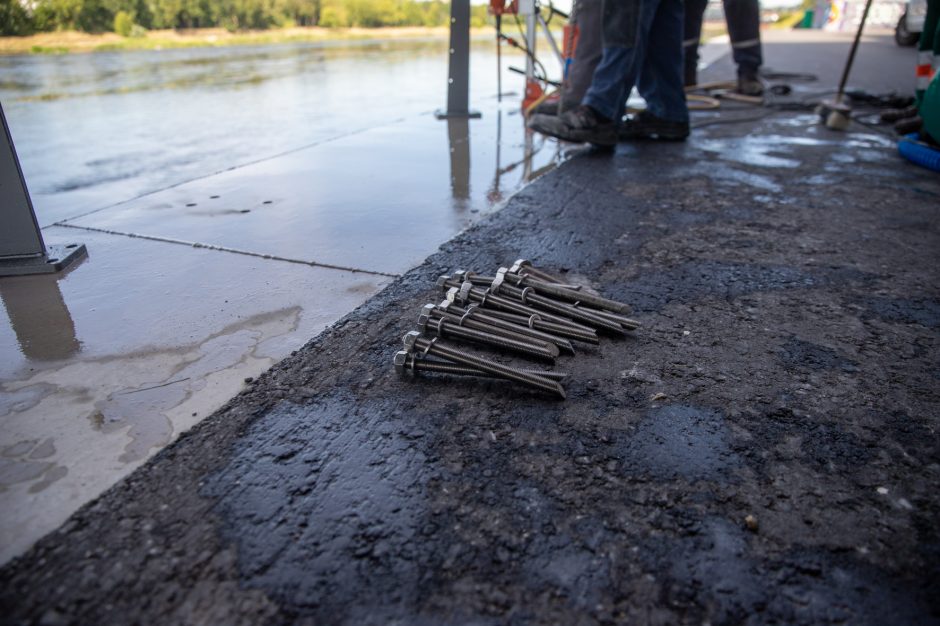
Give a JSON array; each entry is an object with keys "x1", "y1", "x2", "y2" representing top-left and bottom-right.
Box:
[{"x1": 582, "y1": 0, "x2": 688, "y2": 124}]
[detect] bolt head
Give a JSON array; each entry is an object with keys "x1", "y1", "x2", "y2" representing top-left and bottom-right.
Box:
[
  {"x1": 417, "y1": 314, "x2": 429, "y2": 331},
  {"x1": 491, "y1": 272, "x2": 505, "y2": 294},
  {"x1": 421, "y1": 303, "x2": 436, "y2": 317},
  {"x1": 403, "y1": 331, "x2": 420, "y2": 351},
  {"x1": 458, "y1": 281, "x2": 473, "y2": 303},
  {"x1": 446, "y1": 287, "x2": 459, "y2": 303},
  {"x1": 393, "y1": 350, "x2": 408, "y2": 376},
  {"x1": 435, "y1": 275, "x2": 451, "y2": 288},
  {"x1": 511, "y1": 259, "x2": 531, "y2": 273},
  {"x1": 438, "y1": 298, "x2": 452, "y2": 312}
]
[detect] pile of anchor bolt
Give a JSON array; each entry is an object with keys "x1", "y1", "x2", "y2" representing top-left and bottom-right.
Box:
[{"x1": 394, "y1": 259, "x2": 638, "y2": 399}]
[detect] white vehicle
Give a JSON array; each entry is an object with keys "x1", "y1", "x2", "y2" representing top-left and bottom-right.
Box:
[{"x1": 896, "y1": 0, "x2": 927, "y2": 46}]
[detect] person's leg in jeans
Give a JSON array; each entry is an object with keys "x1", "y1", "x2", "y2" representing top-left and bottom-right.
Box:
[
  {"x1": 637, "y1": 0, "x2": 688, "y2": 124},
  {"x1": 581, "y1": 0, "x2": 646, "y2": 121},
  {"x1": 683, "y1": 0, "x2": 709, "y2": 86},
  {"x1": 562, "y1": 0, "x2": 604, "y2": 110},
  {"x1": 527, "y1": 0, "x2": 689, "y2": 144}
]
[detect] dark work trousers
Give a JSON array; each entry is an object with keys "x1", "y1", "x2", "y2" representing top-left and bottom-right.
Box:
[
  {"x1": 683, "y1": 0, "x2": 762, "y2": 83},
  {"x1": 583, "y1": 0, "x2": 688, "y2": 123},
  {"x1": 562, "y1": 0, "x2": 604, "y2": 109}
]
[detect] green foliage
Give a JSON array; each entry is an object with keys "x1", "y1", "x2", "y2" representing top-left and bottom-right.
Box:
[
  {"x1": 10, "y1": 0, "x2": 483, "y2": 33},
  {"x1": 113, "y1": 9, "x2": 133, "y2": 34},
  {"x1": 0, "y1": 0, "x2": 33, "y2": 34}
]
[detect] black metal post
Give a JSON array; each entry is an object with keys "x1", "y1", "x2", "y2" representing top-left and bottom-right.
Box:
[
  {"x1": 435, "y1": 0, "x2": 481, "y2": 119},
  {"x1": 0, "y1": 102, "x2": 85, "y2": 276}
]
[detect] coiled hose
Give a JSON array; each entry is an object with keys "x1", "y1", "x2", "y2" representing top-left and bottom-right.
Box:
[{"x1": 899, "y1": 133, "x2": 940, "y2": 172}]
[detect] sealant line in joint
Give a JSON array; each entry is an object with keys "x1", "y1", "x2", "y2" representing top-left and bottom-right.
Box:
[
  {"x1": 50, "y1": 117, "x2": 410, "y2": 226},
  {"x1": 54, "y1": 223, "x2": 401, "y2": 278}
]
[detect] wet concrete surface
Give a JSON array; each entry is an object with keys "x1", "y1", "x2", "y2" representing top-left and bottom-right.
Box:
[
  {"x1": 2, "y1": 32, "x2": 939, "y2": 625},
  {"x1": 0, "y1": 228, "x2": 393, "y2": 564},
  {"x1": 0, "y1": 39, "x2": 561, "y2": 565},
  {"x1": 60, "y1": 111, "x2": 560, "y2": 275}
]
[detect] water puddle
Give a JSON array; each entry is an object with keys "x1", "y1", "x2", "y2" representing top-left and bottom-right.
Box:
[
  {"x1": 89, "y1": 308, "x2": 300, "y2": 463},
  {"x1": 0, "y1": 438, "x2": 68, "y2": 493}
]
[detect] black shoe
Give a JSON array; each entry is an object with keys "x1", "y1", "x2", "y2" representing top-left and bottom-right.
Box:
[
  {"x1": 881, "y1": 105, "x2": 919, "y2": 123},
  {"x1": 894, "y1": 116, "x2": 923, "y2": 135},
  {"x1": 736, "y1": 70, "x2": 764, "y2": 97},
  {"x1": 618, "y1": 110, "x2": 689, "y2": 141},
  {"x1": 528, "y1": 97, "x2": 581, "y2": 117},
  {"x1": 527, "y1": 104, "x2": 617, "y2": 147},
  {"x1": 528, "y1": 97, "x2": 561, "y2": 116}
]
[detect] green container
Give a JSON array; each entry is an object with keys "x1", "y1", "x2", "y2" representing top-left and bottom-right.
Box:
[{"x1": 800, "y1": 10, "x2": 814, "y2": 28}]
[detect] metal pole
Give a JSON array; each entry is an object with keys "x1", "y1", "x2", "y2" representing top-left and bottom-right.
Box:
[
  {"x1": 0, "y1": 103, "x2": 86, "y2": 276},
  {"x1": 436, "y1": 0, "x2": 481, "y2": 119},
  {"x1": 836, "y1": 0, "x2": 875, "y2": 103},
  {"x1": 522, "y1": 0, "x2": 537, "y2": 83}
]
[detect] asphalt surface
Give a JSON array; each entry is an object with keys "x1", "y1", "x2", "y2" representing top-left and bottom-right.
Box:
[{"x1": 3, "y1": 38, "x2": 940, "y2": 626}]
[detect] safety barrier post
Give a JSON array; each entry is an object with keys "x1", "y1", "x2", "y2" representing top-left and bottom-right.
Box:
[
  {"x1": 436, "y1": 0, "x2": 482, "y2": 119},
  {"x1": 0, "y1": 103, "x2": 85, "y2": 277}
]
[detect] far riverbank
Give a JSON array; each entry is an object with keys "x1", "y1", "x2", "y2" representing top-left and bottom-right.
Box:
[{"x1": 0, "y1": 25, "x2": 494, "y2": 56}]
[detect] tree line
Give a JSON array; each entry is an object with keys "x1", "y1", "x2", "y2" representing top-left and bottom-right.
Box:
[{"x1": 0, "y1": 0, "x2": 491, "y2": 36}]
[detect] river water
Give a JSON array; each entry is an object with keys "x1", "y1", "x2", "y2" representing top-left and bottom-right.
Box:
[{"x1": 0, "y1": 36, "x2": 564, "y2": 227}]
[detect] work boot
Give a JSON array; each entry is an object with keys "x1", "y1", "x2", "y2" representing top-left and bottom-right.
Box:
[
  {"x1": 528, "y1": 96, "x2": 580, "y2": 117},
  {"x1": 880, "y1": 105, "x2": 919, "y2": 123},
  {"x1": 528, "y1": 95, "x2": 561, "y2": 116},
  {"x1": 618, "y1": 110, "x2": 690, "y2": 142},
  {"x1": 894, "y1": 116, "x2": 923, "y2": 135},
  {"x1": 736, "y1": 68, "x2": 764, "y2": 97},
  {"x1": 527, "y1": 104, "x2": 617, "y2": 147}
]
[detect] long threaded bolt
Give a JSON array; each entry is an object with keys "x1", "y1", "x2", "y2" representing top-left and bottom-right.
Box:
[
  {"x1": 473, "y1": 308, "x2": 600, "y2": 344},
  {"x1": 493, "y1": 282, "x2": 625, "y2": 334},
  {"x1": 393, "y1": 351, "x2": 568, "y2": 381},
  {"x1": 568, "y1": 304, "x2": 641, "y2": 330},
  {"x1": 419, "y1": 315, "x2": 559, "y2": 361},
  {"x1": 463, "y1": 269, "x2": 632, "y2": 315},
  {"x1": 425, "y1": 304, "x2": 563, "y2": 354},
  {"x1": 433, "y1": 303, "x2": 575, "y2": 353},
  {"x1": 503, "y1": 271, "x2": 633, "y2": 315},
  {"x1": 439, "y1": 277, "x2": 593, "y2": 332},
  {"x1": 509, "y1": 259, "x2": 568, "y2": 284},
  {"x1": 403, "y1": 332, "x2": 565, "y2": 399}
]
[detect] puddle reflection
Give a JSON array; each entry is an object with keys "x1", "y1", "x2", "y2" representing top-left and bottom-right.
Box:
[
  {"x1": 0, "y1": 273, "x2": 80, "y2": 361},
  {"x1": 446, "y1": 117, "x2": 470, "y2": 206}
]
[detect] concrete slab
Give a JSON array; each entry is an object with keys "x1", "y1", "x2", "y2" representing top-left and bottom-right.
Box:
[
  {"x1": 62, "y1": 111, "x2": 559, "y2": 276},
  {"x1": 0, "y1": 91, "x2": 564, "y2": 567},
  {"x1": 0, "y1": 226, "x2": 393, "y2": 565}
]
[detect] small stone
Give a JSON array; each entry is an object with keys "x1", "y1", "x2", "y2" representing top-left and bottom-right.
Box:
[
  {"x1": 876, "y1": 486, "x2": 889, "y2": 495},
  {"x1": 744, "y1": 514, "x2": 759, "y2": 532},
  {"x1": 244, "y1": 377, "x2": 254, "y2": 384},
  {"x1": 651, "y1": 392, "x2": 668, "y2": 402}
]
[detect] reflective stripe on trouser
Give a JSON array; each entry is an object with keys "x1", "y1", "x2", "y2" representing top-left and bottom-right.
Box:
[{"x1": 917, "y1": 50, "x2": 936, "y2": 92}]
